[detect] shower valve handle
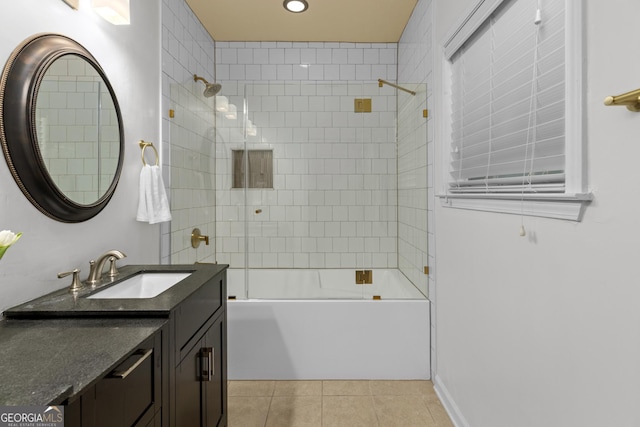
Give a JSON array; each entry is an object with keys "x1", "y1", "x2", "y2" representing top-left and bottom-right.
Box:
[{"x1": 191, "y1": 228, "x2": 209, "y2": 248}]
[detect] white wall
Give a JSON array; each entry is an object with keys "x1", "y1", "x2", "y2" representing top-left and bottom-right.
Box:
[
  {"x1": 428, "y1": 0, "x2": 640, "y2": 425},
  {"x1": 0, "y1": 0, "x2": 162, "y2": 313}
]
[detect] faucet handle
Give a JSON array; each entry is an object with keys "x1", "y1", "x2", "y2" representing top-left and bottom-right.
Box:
[
  {"x1": 107, "y1": 256, "x2": 120, "y2": 278},
  {"x1": 87, "y1": 260, "x2": 97, "y2": 285},
  {"x1": 58, "y1": 269, "x2": 82, "y2": 292},
  {"x1": 191, "y1": 228, "x2": 210, "y2": 248}
]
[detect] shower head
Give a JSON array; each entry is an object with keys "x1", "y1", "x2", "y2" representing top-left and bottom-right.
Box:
[{"x1": 194, "y1": 74, "x2": 222, "y2": 97}]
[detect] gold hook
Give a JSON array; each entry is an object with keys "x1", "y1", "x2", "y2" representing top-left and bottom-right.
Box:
[
  {"x1": 139, "y1": 140, "x2": 159, "y2": 166},
  {"x1": 604, "y1": 88, "x2": 640, "y2": 112}
]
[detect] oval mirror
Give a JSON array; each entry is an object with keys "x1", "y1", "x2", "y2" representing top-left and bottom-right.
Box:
[{"x1": 0, "y1": 33, "x2": 124, "y2": 222}]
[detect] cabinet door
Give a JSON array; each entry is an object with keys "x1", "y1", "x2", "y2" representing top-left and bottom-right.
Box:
[
  {"x1": 175, "y1": 340, "x2": 202, "y2": 426},
  {"x1": 64, "y1": 397, "x2": 82, "y2": 427},
  {"x1": 203, "y1": 315, "x2": 226, "y2": 427},
  {"x1": 71, "y1": 332, "x2": 161, "y2": 427}
]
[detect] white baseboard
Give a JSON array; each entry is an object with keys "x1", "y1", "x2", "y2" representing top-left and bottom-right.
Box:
[{"x1": 433, "y1": 373, "x2": 470, "y2": 427}]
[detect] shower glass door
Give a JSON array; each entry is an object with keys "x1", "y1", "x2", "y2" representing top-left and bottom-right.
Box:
[
  {"x1": 396, "y1": 83, "x2": 429, "y2": 298},
  {"x1": 236, "y1": 82, "x2": 373, "y2": 299},
  {"x1": 234, "y1": 81, "x2": 401, "y2": 300},
  {"x1": 217, "y1": 80, "x2": 427, "y2": 300},
  {"x1": 212, "y1": 86, "x2": 246, "y2": 298},
  {"x1": 354, "y1": 81, "x2": 399, "y2": 300},
  {"x1": 169, "y1": 81, "x2": 217, "y2": 265},
  {"x1": 168, "y1": 73, "x2": 428, "y2": 300},
  {"x1": 244, "y1": 82, "x2": 275, "y2": 299}
]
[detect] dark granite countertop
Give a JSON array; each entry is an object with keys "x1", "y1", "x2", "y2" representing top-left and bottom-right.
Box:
[
  {"x1": 4, "y1": 263, "x2": 228, "y2": 318},
  {"x1": 0, "y1": 317, "x2": 166, "y2": 406}
]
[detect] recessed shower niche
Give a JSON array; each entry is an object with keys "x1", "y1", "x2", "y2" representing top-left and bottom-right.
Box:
[{"x1": 232, "y1": 149, "x2": 273, "y2": 189}]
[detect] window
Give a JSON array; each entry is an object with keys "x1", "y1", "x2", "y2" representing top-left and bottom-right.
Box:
[{"x1": 440, "y1": 0, "x2": 591, "y2": 221}]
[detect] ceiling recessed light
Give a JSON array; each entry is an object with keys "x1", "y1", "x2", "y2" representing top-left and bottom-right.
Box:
[{"x1": 284, "y1": 0, "x2": 308, "y2": 13}]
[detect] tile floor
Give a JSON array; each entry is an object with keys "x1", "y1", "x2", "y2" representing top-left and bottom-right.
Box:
[{"x1": 228, "y1": 380, "x2": 453, "y2": 427}]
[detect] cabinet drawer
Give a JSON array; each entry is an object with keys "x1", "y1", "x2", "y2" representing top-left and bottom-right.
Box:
[
  {"x1": 94, "y1": 347, "x2": 154, "y2": 427},
  {"x1": 174, "y1": 272, "x2": 225, "y2": 355}
]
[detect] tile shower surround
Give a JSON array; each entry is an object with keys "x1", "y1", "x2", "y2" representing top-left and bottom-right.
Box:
[
  {"x1": 162, "y1": 2, "x2": 431, "y2": 292},
  {"x1": 162, "y1": 0, "x2": 217, "y2": 264},
  {"x1": 215, "y1": 81, "x2": 398, "y2": 269},
  {"x1": 213, "y1": 42, "x2": 400, "y2": 269}
]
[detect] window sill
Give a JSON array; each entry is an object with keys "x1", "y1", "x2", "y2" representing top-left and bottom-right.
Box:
[{"x1": 438, "y1": 193, "x2": 593, "y2": 221}]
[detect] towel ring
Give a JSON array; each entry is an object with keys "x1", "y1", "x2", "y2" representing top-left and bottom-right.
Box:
[{"x1": 139, "y1": 140, "x2": 159, "y2": 166}]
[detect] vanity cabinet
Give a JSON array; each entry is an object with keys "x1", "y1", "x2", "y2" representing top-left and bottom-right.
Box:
[
  {"x1": 171, "y1": 269, "x2": 227, "y2": 427},
  {"x1": 3, "y1": 264, "x2": 228, "y2": 427},
  {"x1": 63, "y1": 266, "x2": 227, "y2": 427},
  {"x1": 175, "y1": 312, "x2": 225, "y2": 426}
]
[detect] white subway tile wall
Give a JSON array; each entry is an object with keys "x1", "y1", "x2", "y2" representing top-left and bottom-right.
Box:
[
  {"x1": 161, "y1": 0, "x2": 432, "y2": 288},
  {"x1": 213, "y1": 42, "x2": 399, "y2": 269},
  {"x1": 396, "y1": 0, "x2": 432, "y2": 297},
  {"x1": 162, "y1": 0, "x2": 217, "y2": 264},
  {"x1": 397, "y1": 0, "x2": 434, "y2": 376}
]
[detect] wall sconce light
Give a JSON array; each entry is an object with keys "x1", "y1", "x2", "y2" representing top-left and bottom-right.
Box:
[
  {"x1": 91, "y1": 0, "x2": 130, "y2": 25},
  {"x1": 283, "y1": 0, "x2": 308, "y2": 13},
  {"x1": 61, "y1": 0, "x2": 79, "y2": 9}
]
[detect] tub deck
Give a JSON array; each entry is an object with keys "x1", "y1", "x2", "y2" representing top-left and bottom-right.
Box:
[{"x1": 227, "y1": 268, "x2": 426, "y2": 300}]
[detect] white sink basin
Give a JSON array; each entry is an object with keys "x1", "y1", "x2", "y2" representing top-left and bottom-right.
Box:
[{"x1": 87, "y1": 272, "x2": 192, "y2": 299}]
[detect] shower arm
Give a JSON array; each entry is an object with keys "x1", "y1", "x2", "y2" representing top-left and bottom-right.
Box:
[{"x1": 378, "y1": 79, "x2": 416, "y2": 96}]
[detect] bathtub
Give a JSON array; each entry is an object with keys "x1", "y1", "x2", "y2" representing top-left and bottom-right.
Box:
[{"x1": 227, "y1": 269, "x2": 430, "y2": 380}]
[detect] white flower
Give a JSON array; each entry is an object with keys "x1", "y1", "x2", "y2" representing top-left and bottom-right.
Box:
[
  {"x1": 0, "y1": 230, "x2": 22, "y2": 260},
  {"x1": 0, "y1": 230, "x2": 20, "y2": 246}
]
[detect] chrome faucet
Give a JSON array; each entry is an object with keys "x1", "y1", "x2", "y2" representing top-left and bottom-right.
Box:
[{"x1": 86, "y1": 250, "x2": 127, "y2": 285}]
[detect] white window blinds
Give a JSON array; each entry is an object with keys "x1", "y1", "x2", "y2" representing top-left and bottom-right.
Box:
[{"x1": 448, "y1": 0, "x2": 566, "y2": 194}]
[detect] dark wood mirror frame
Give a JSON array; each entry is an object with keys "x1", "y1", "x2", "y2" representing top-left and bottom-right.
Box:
[{"x1": 0, "y1": 33, "x2": 124, "y2": 222}]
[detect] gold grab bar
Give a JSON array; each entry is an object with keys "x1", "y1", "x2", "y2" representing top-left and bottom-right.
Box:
[
  {"x1": 139, "y1": 140, "x2": 159, "y2": 166},
  {"x1": 378, "y1": 79, "x2": 416, "y2": 96},
  {"x1": 604, "y1": 88, "x2": 640, "y2": 112}
]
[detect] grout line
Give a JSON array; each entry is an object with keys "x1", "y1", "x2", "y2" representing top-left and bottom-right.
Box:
[
  {"x1": 369, "y1": 393, "x2": 381, "y2": 427},
  {"x1": 263, "y1": 393, "x2": 274, "y2": 427}
]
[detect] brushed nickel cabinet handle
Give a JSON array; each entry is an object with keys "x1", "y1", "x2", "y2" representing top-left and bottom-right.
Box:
[
  {"x1": 109, "y1": 349, "x2": 153, "y2": 379},
  {"x1": 199, "y1": 347, "x2": 214, "y2": 381}
]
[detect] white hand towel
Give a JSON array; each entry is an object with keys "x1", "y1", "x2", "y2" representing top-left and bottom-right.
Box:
[{"x1": 136, "y1": 164, "x2": 172, "y2": 224}]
